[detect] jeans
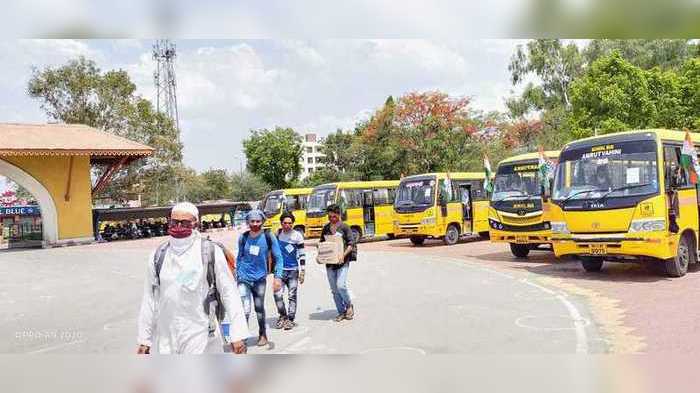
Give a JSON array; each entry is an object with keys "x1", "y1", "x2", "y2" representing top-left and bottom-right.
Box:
[
  {"x1": 326, "y1": 263, "x2": 352, "y2": 314},
  {"x1": 238, "y1": 278, "x2": 267, "y2": 337},
  {"x1": 273, "y1": 269, "x2": 299, "y2": 321}
]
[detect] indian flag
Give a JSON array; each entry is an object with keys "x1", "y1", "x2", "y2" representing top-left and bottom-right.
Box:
[
  {"x1": 538, "y1": 147, "x2": 556, "y2": 189},
  {"x1": 681, "y1": 130, "x2": 699, "y2": 184},
  {"x1": 483, "y1": 154, "x2": 493, "y2": 193}
]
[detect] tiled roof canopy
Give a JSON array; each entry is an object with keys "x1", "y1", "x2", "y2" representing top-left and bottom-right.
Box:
[{"x1": 0, "y1": 123, "x2": 153, "y2": 165}]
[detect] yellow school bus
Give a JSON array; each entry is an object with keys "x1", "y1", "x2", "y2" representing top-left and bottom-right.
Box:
[
  {"x1": 393, "y1": 172, "x2": 489, "y2": 246},
  {"x1": 550, "y1": 129, "x2": 698, "y2": 277},
  {"x1": 261, "y1": 188, "x2": 312, "y2": 235},
  {"x1": 306, "y1": 180, "x2": 400, "y2": 241},
  {"x1": 489, "y1": 151, "x2": 560, "y2": 258}
]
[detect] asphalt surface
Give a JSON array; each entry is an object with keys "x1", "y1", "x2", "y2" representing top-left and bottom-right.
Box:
[{"x1": 0, "y1": 229, "x2": 605, "y2": 354}]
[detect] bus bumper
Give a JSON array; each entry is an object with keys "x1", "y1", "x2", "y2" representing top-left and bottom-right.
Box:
[
  {"x1": 489, "y1": 228, "x2": 552, "y2": 245},
  {"x1": 551, "y1": 232, "x2": 676, "y2": 261}
]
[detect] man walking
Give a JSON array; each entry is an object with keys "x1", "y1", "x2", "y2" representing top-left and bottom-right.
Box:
[
  {"x1": 137, "y1": 202, "x2": 249, "y2": 354},
  {"x1": 274, "y1": 212, "x2": 306, "y2": 330},
  {"x1": 319, "y1": 204, "x2": 356, "y2": 322},
  {"x1": 236, "y1": 210, "x2": 284, "y2": 346}
]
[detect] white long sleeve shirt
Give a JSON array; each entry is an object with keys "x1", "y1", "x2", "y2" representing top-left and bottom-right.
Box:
[{"x1": 137, "y1": 236, "x2": 251, "y2": 353}]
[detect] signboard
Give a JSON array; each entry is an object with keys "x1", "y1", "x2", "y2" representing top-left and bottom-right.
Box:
[{"x1": 0, "y1": 206, "x2": 41, "y2": 216}]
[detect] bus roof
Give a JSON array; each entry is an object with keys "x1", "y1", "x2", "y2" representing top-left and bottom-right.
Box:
[
  {"x1": 311, "y1": 180, "x2": 400, "y2": 191},
  {"x1": 400, "y1": 172, "x2": 485, "y2": 181},
  {"x1": 562, "y1": 129, "x2": 693, "y2": 150},
  {"x1": 265, "y1": 188, "x2": 312, "y2": 196},
  {"x1": 498, "y1": 150, "x2": 560, "y2": 165}
]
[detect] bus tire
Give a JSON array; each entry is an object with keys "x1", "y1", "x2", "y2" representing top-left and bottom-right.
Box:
[
  {"x1": 387, "y1": 233, "x2": 396, "y2": 240},
  {"x1": 478, "y1": 231, "x2": 490, "y2": 239},
  {"x1": 443, "y1": 224, "x2": 460, "y2": 246},
  {"x1": 351, "y1": 227, "x2": 362, "y2": 244},
  {"x1": 580, "y1": 256, "x2": 604, "y2": 272},
  {"x1": 410, "y1": 236, "x2": 425, "y2": 246},
  {"x1": 664, "y1": 233, "x2": 694, "y2": 277},
  {"x1": 510, "y1": 243, "x2": 530, "y2": 258}
]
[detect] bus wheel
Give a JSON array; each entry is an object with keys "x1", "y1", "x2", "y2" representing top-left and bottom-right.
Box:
[
  {"x1": 443, "y1": 225, "x2": 460, "y2": 246},
  {"x1": 351, "y1": 227, "x2": 362, "y2": 244},
  {"x1": 410, "y1": 236, "x2": 425, "y2": 246},
  {"x1": 664, "y1": 233, "x2": 694, "y2": 277},
  {"x1": 510, "y1": 243, "x2": 530, "y2": 258},
  {"x1": 387, "y1": 234, "x2": 396, "y2": 240},
  {"x1": 478, "y1": 232, "x2": 490, "y2": 239},
  {"x1": 580, "y1": 256, "x2": 604, "y2": 272}
]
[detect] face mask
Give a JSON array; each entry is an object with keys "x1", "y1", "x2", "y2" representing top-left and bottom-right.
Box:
[{"x1": 169, "y1": 226, "x2": 193, "y2": 239}]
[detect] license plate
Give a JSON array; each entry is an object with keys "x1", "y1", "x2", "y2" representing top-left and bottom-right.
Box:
[
  {"x1": 515, "y1": 236, "x2": 528, "y2": 244},
  {"x1": 589, "y1": 244, "x2": 607, "y2": 255}
]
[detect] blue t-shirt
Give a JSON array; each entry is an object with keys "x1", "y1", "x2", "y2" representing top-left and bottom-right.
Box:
[
  {"x1": 236, "y1": 231, "x2": 283, "y2": 282},
  {"x1": 277, "y1": 229, "x2": 306, "y2": 270}
]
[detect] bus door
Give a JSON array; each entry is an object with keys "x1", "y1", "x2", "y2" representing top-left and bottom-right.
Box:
[
  {"x1": 458, "y1": 183, "x2": 473, "y2": 234},
  {"x1": 363, "y1": 190, "x2": 376, "y2": 236}
]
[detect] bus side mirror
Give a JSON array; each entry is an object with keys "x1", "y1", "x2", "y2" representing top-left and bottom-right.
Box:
[
  {"x1": 439, "y1": 194, "x2": 448, "y2": 207},
  {"x1": 541, "y1": 185, "x2": 549, "y2": 203}
]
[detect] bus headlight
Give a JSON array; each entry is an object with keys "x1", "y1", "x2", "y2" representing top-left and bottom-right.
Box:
[
  {"x1": 550, "y1": 221, "x2": 570, "y2": 234},
  {"x1": 421, "y1": 216, "x2": 436, "y2": 225},
  {"x1": 629, "y1": 218, "x2": 666, "y2": 232},
  {"x1": 489, "y1": 219, "x2": 504, "y2": 230}
]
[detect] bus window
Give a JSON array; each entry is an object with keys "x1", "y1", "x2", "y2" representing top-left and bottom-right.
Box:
[{"x1": 373, "y1": 188, "x2": 390, "y2": 205}]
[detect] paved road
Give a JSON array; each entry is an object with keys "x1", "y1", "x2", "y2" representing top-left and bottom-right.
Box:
[{"x1": 0, "y1": 230, "x2": 604, "y2": 354}]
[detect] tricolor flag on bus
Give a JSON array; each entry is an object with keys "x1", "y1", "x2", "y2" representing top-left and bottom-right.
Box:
[
  {"x1": 538, "y1": 146, "x2": 556, "y2": 189},
  {"x1": 681, "y1": 130, "x2": 700, "y2": 184},
  {"x1": 483, "y1": 154, "x2": 493, "y2": 193}
]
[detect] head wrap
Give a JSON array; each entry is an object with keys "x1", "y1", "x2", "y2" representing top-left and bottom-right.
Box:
[
  {"x1": 171, "y1": 202, "x2": 199, "y2": 220},
  {"x1": 246, "y1": 209, "x2": 266, "y2": 223}
]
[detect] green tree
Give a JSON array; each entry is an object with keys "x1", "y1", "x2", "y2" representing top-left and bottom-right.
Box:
[
  {"x1": 199, "y1": 169, "x2": 233, "y2": 201},
  {"x1": 27, "y1": 56, "x2": 184, "y2": 205},
  {"x1": 584, "y1": 39, "x2": 694, "y2": 71},
  {"x1": 318, "y1": 129, "x2": 361, "y2": 177},
  {"x1": 231, "y1": 171, "x2": 270, "y2": 201},
  {"x1": 242, "y1": 127, "x2": 303, "y2": 189},
  {"x1": 509, "y1": 39, "x2": 584, "y2": 111},
  {"x1": 570, "y1": 52, "x2": 658, "y2": 137}
]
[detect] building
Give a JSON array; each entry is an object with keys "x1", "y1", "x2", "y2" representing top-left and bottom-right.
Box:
[
  {"x1": 300, "y1": 133, "x2": 326, "y2": 179},
  {"x1": 0, "y1": 123, "x2": 153, "y2": 247}
]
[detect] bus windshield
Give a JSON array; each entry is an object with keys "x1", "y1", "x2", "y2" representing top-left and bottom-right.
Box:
[
  {"x1": 493, "y1": 162, "x2": 541, "y2": 201},
  {"x1": 395, "y1": 178, "x2": 435, "y2": 208},
  {"x1": 308, "y1": 188, "x2": 337, "y2": 213},
  {"x1": 262, "y1": 193, "x2": 283, "y2": 218},
  {"x1": 553, "y1": 140, "x2": 659, "y2": 202}
]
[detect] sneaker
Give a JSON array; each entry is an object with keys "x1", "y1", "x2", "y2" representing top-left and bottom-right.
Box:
[
  {"x1": 334, "y1": 314, "x2": 345, "y2": 322},
  {"x1": 284, "y1": 320, "x2": 297, "y2": 330},
  {"x1": 275, "y1": 317, "x2": 287, "y2": 329},
  {"x1": 256, "y1": 336, "x2": 269, "y2": 346},
  {"x1": 345, "y1": 305, "x2": 354, "y2": 320}
]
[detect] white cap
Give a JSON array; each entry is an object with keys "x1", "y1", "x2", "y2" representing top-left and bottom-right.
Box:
[{"x1": 171, "y1": 202, "x2": 199, "y2": 220}]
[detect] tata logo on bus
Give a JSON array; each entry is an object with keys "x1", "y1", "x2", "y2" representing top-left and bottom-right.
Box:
[
  {"x1": 582, "y1": 144, "x2": 622, "y2": 160},
  {"x1": 0, "y1": 206, "x2": 41, "y2": 216},
  {"x1": 585, "y1": 202, "x2": 606, "y2": 209}
]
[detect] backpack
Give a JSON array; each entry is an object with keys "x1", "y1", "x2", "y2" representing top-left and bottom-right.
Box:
[
  {"x1": 239, "y1": 229, "x2": 276, "y2": 274},
  {"x1": 152, "y1": 238, "x2": 226, "y2": 322}
]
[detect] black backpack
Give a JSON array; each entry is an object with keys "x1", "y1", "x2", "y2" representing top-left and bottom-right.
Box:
[{"x1": 152, "y1": 238, "x2": 227, "y2": 321}]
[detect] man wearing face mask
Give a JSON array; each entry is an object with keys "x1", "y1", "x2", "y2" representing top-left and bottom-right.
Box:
[
  {"x1": 236, "y1": 210, "x2": 284, "y2": 347},
  {"x1": 136, "y1": 202, "x2": 249, "y2": 354}
]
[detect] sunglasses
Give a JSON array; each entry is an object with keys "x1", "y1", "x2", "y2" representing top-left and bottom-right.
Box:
[{"x1": 169, "y1": 219, "x2": 194, "y2": 228}]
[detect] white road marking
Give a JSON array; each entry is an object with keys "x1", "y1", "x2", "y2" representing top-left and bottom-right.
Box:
[
  {"x1": 284, "y1": 336, "x2": 312, "y2": 352},
  {"x1": 515, "y1": 314, "x2": 591, "y2": 331},
  {"x1": 360, "y1": 346, "x2": 427, "y2": 355},
  {"x1": 520, "y1": 278, "x2": 589, "y2": 354},
  {"x1": 27, "y1": 339, "x2": 86, "y2": 354}
]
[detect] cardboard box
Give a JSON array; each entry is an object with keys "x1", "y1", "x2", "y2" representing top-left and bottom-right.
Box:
[{"x1": 317, "y1": 235, "x2": 345, "y2": 264}]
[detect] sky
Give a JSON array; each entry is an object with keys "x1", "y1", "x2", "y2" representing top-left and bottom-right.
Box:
[{"x1": 0, "y1": 39, "x2": 528, "y2": 173}]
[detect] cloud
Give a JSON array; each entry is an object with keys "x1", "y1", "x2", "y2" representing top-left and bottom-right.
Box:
[{"x1": 0, "y1": 39, "x2": 526, "y2": 172}]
